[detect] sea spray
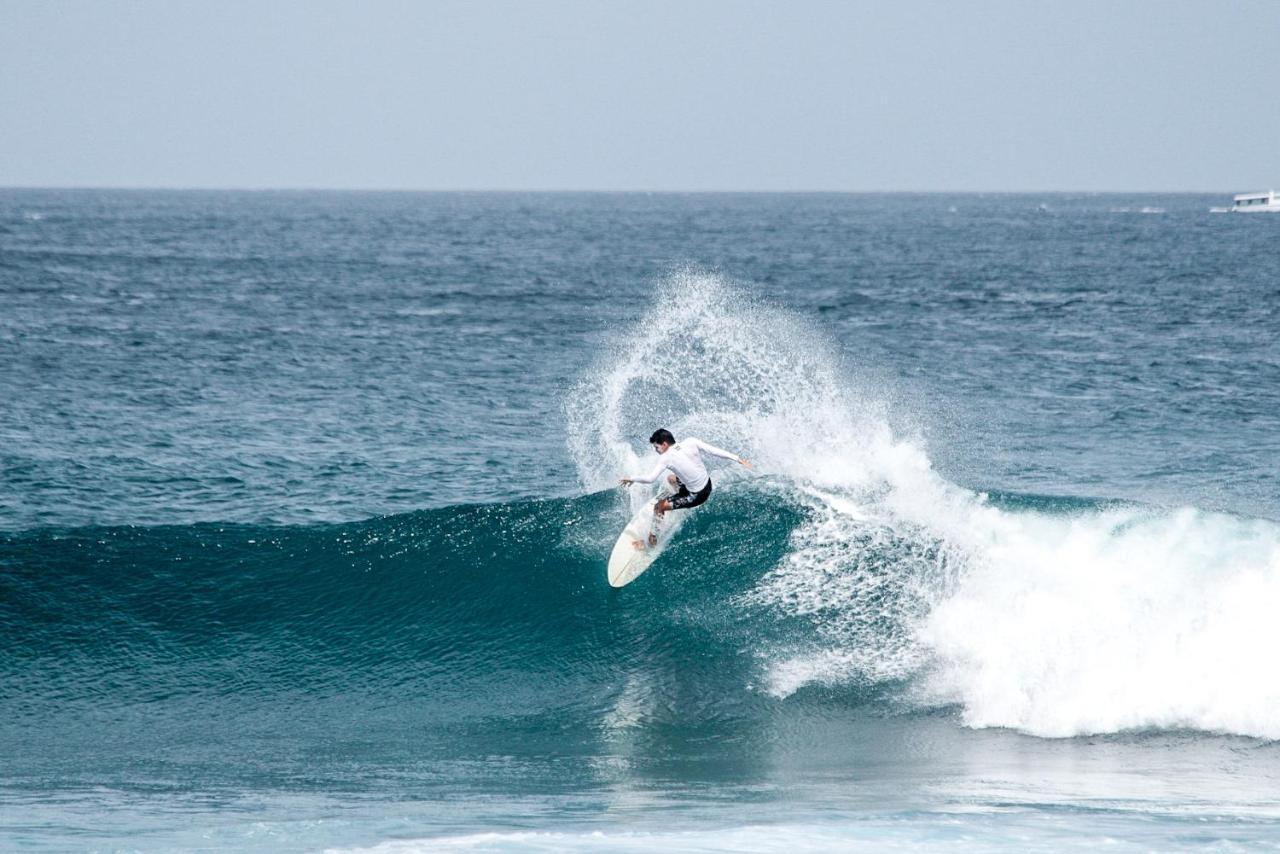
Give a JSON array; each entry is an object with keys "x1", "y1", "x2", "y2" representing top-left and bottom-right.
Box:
[
  {"x1": 565, "y1": 270, "x2": 879, "y2": 500},
  {"x1": 566, "y1": 270, "x2": 969, "y2": 693},
  {"x1": 567, "y1": 270, "x2": 1280, "y2": 740}
]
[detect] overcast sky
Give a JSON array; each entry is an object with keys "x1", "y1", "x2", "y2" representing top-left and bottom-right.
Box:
[{"x1": 2, "y1": 0, "x2": 1276, "y2": 191}]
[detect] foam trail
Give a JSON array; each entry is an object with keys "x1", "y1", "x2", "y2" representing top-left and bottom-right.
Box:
[{"x1": 567, "y1": 270, "x2": 1280, "y2": 740}]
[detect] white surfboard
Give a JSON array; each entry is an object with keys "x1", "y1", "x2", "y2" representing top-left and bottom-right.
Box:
[{"x1": 607, "y1": 494, "x2": 685, "y2": 587}]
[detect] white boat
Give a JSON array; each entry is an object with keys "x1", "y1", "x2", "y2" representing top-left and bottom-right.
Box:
[{"x1": 1230, "y1": 190, "x2": 1280, "y2": 212}]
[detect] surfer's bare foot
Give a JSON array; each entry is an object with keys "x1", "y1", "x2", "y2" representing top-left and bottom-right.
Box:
[{"x1": 648, "y1": 533, "x2": 657, "y2": 547}]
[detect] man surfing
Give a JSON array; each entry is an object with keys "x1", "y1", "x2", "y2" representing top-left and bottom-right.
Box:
[{"x1": 620, "y1": 428, "x2": 752, "y2": 546}]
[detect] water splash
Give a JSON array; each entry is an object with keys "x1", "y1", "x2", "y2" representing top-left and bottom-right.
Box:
[
  {"x1": 566, "y1": 270, "x2": 967, "y2": 691},
  {"x1": 566, "y1": 270, "x2": 1280, "y2": 740},
  {"x1": 565, "y1": 270, "x2": 875, "y2": 493}
]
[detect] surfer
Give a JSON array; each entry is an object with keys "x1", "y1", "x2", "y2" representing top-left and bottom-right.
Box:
[{"x1": 620, "y1": 429, "x2": 752, "y2": 545}]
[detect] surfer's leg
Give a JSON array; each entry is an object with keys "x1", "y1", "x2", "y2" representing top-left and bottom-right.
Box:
[
  {"x1": 647, "y1": 511, "x2": 661, "y2": 546},
  {"x1": 655, "y1": 485, "x2": 689, "y2": 517},
  {"x1": 669, "y1": 479, "x2": 712, "y2": 510},
  {"x1": 650, "y1": 485, "x2": 689, "y2": 545}
]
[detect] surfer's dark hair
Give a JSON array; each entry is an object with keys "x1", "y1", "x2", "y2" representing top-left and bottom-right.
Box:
[{"x1": 649, "y1": 428, "x2": 675, "y2": 446}]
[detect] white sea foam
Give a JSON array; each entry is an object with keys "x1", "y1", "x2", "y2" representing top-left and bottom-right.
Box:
[
  {"x1": 327, "y1": 812, "x2": 1280, "y2": 853},
  {"x1": 920, "y1": 506, "x2": 1280, "y2": 738},
  {"x1": 569, "y1": 271, "x2": 1280, "y2": 740},
  {"x1": 393, "y1": 306, "x2": 462, "y2": 317}
]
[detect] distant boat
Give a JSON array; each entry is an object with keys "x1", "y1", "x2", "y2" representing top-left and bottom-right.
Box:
[{"x1": 1229, "y1": 190, "x2": 1280, "y2": 212}]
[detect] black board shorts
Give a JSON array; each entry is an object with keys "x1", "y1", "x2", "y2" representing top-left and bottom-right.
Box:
[{"x1": 667, "y1": 478, "x2": 712, "y2": 510}]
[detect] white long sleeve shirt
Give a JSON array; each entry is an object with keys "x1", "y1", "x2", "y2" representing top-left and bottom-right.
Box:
[{"x1": 629, "y1": 437, "x2": 741, "y2": 493}]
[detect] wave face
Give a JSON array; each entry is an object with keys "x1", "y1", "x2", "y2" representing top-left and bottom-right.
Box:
[
  {"x1": 6, "y1": 272, "x2": 1280, "y2": 747},
  {"x1": 0, "y1": 495, "x2": 805, "y2": 748}
]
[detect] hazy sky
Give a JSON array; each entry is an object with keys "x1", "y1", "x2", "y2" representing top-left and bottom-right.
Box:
[{"x1": 2, "y1": 0, "x2": 1276, "y2": 191}]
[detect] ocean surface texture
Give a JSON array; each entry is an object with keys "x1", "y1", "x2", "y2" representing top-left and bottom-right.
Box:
[{"x1": 3, "y1": 190, "x2": 1279, "y2": 852}]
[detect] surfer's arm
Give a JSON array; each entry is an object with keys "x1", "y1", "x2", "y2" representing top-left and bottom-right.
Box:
[
  {"x1": 691, "y1": 438, "x2": 752, "y2": 468},
  {"x1": 621, "y1": 459, "x2": 667, "y2": 486}
]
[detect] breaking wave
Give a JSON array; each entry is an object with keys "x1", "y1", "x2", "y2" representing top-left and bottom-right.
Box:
[{"x1": 5, "y1": 272, "x2": 1279, "y2": 742}]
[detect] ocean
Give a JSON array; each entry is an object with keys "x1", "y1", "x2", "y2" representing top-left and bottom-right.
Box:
[{"x1": 2, "y1": 190, "x2": 1279, "y2": 851}]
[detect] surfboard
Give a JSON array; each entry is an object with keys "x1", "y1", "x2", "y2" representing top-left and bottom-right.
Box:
[{"x1": 606, "y1": 494, "x2": 684, "y2": 587}]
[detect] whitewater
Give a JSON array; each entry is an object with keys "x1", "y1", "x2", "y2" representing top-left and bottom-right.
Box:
[
  {"x1": 4, "y1": 190, "x2": 1280, "y2": 852},
  {"x1": 568, "y1": 270, "x2": 1280, "y2": 741}
]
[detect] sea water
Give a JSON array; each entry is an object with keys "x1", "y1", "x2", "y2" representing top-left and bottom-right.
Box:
[{"x1": 2, "y1": 190, "x2": 1279, "y2": 851}]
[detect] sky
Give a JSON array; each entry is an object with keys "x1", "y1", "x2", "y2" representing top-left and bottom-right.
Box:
[{"x1": 1, "y1": 0, "x2": 1276, "y2": 191}]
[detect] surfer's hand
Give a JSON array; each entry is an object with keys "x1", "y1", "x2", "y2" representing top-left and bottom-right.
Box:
[
  {"x1": 738, "y1": 458, "x2": 753, "y2": 470},
  {"x1": 620, "y1": 478, "x2": 632, "y2": 487}
]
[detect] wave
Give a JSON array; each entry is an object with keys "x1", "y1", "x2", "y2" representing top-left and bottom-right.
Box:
[
  {"x1": 4, "y1": 483, "x2": 1280, "y2": 740},
  {"x1": 0, "y1": 492, "x2": 806, "y2": 725},
  {"x1": 562, "y1": 270, "x2": 1280, "y2": 739},
  {"x1": 5, "y1": 272, "x2": 1279, "y2": 743}
]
